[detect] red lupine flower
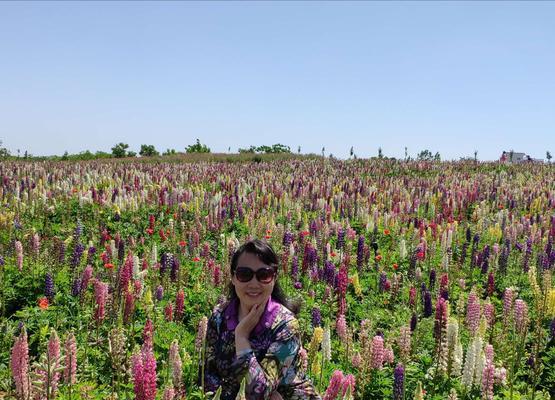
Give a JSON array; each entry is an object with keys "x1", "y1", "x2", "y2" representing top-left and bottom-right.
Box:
[
  {"x1": 38, "y1": 297, "x2": 49, "y2": 310},
  {"x1": 159, "y1": 229, "x2": 166, "y2": 241}
]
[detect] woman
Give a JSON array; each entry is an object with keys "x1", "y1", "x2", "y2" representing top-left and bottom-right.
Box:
[{"x1": 202, "y1": 239, "x2": 321, "y2": 400}]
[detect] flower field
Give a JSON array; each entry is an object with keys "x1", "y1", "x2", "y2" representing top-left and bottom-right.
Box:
[{"x1": 0, "y1": 158, "x2": 554, "y2": 400}]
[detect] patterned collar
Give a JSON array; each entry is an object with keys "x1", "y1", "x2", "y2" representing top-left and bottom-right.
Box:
[{"x1": 224, "y1": 296, "x2": 281, "y2": 335}]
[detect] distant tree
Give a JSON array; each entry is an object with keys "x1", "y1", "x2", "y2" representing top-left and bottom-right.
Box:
[
  {"x1": 163, "y1": 148, "x2": 177, "y2": 156},
  {"x1": 186, "y1": 139, "x2": 211, "y2": 153},
  {"x1": 297, "y1": 145, "x2": 301, "y2": 154},
  {"x1": 228, "y1": 146, "x2": 231, "y2": 153},
  {"x1": 509, "y1": 149, "x2": 514, "y2": 162},
  {"x1": 127, "y1": 151, "x2": 137, "y2": 158},
  {"x1": 111, "y1": 142, "x2": 129, "y2": 158},
  {"x1": 417, "y1": 149, "x2": 433, "y2": 161},
  {"x1": 546, "y1": 151, "x2": 551, "y2": 163},
  {"x1": 0, "y1": 141, "x2": 11, "y2": 159},
  {"x1": 350, "y1": 146, "x2": 354, "y2": 158},
  {"x1": 61, "y1": 151, "x2": 69, "y2": 161},
  {"x1": 378, "y1": 147, "x2": 383, "y2": 159},
  {"x1": 434, "y1": 152, "x2": 441, "y2": 161},
  {"x1": 474, "y1": 150, "x2": 478, "y2": 162},
  {"x1": 139, "y1": 144, "x2": 159, "y2": 157},
  {"x1": 404, "y1": 146, "x2": 408, "y2": 161},
  {"x1": 322, "y1": 147, "x2": 325, "y2": 157}
]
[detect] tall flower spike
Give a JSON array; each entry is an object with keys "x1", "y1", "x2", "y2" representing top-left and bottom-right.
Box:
[
  {"x1": 10, "y1": 326, "x2": 29, "y2": 400},
  {"x1": 63, "y1": 332, "x2": 77, "y2": 385}
]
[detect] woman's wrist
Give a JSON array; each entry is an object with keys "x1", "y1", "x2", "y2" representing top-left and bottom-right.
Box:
[{"x1": 235, "y1": 336, "x2": 251, "y2": 355}]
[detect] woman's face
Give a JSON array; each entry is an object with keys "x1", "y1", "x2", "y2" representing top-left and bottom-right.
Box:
[{"x1": 231, "y1": 251, "x2": 276, "y2": 311}]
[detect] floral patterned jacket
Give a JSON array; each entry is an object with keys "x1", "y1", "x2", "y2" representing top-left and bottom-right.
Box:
[{"x1": 201, "y1": 296, "x2": 321, "y2": 400}]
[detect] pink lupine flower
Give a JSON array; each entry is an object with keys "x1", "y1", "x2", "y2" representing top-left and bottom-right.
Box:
[
  {"x1": 10, "y1": 326, "x2": 29, "y2": 400},
  {"x1": 481, "y1": 363, "x2": 495, "y2": 400},
  {"x1": 323, "y1": 370, "x2": 344, "y2": 400},
  {"x1": 132, "y1": 322, "x2": 158, "y2": 400},
  {"x1": 143, "y1": 319, "x2": 154, "y2": 349},
  {"x1": 351, "y1": 352, "x2": 362, "y2": 368},
  {"x1": 336, "y1": 314, "x2": 347, "y2": 341},
  {"x1": 32, "y1": 233, "x2": 40, "y2": 257},
  {"x1": 63, "y1": 332, "x2": 77, "y2": 384},
  {"x1": 370, "y1": 335, "x2": 385, "y2": 369},
  {"x1": 503, "y1": 288, "x2": 514, "y2": 326},
  {"x1": 341, "y1": 374, "x2": 356, "y2": 397},
  {"x1": 384, "y1": 345, "x2": 395, "y2": 364},
  {"x1": 397, "y1": 325, "x2": 411, "y2": 361},
  {"x1": 81, "y1": 265, "x2": 93, "y2": 292},
  {"x1": 494, "y1": 367, "x2": 507, "y2": 384},
  {"x1": 514, "y1": 299, "x2": 528, "y2": 335},
  {"x1": 124, "y1": 289, "x2": 135, "y2": 324},
  {"x1": 298, "y1": 347, "x2": 308, "y2": 375},
  {"x1": 466, "y1": 292, "x2": 481, "y2": 336},
  {"x1": 483, "y1": 302, "x2": 495, "y2": 328},
  {"x1": 15, "y1": 240, "x2": 23, "y2": 271},
  {"x1": 409, "y1": 287, "x2": 416, "y2": 308},
  {"x1": 169, "y1": 340, "x2": 182, "y2": 389},
  {"x1": 141, "y1": 346, "x2": 157, "y2": 400},
  {"x1": 175, "y1": 289, "x2": 184, "y2": 321},
  {"x1": 94, "y1": 280, "x2": 108, "y2": 323},
  {"x1": 195, "y1": 316, "x2": 208, "y2": 354},
  {"x1": 163, "y1": 387, "x2": 175, "y2": 400},
  {"x1": 47, "y1": 329, "x2": 62, "y2": 396}
]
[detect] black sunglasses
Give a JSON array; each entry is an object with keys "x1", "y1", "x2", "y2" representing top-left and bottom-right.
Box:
[{"x1": 234, "y1": 266, "x2": 277, "y2": 284}]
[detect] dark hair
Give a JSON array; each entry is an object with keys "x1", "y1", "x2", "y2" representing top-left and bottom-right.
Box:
[{"x1": 228, "y1": 239, "x2": 301, "y2": 315}]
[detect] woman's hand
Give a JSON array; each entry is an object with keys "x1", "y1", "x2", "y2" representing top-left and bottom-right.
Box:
[{"x1": 235, "y1": 302, "x2": 266, "y2": 339}]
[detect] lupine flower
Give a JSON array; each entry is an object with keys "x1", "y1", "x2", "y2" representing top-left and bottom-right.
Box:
[
  {"x1": 124, "y1": 288, "x2": 135, "y2": 324},
  {"x1": 482, "y1": 363, "x2": 495, "y2": 400},
  {"x1": 483, "y1": 301, "x2": 495, "y2": 328},
  {"x1": 341, "y1": 374, "x2": 356, "y2": 399},
  {"x1": 466, "y1": 292, "x2": 481, "y2": 336},
  {"x1": 336, "y1": 314, "x2": 347, "y2": 341},
  {"x1": 63, "y1": 332, "x2": 77, "y2": 384},
  {"x1": 312, "y1": 307, "x2": 322, "y2": 327},
  {"x1": 10, "y1": 326, "x2": 29, "y2": 400},
  {"x1": 155, "y1": 285, "x2": 164, "y2": 302},
  {"x1": 71, "y1": 278, "x2": 81, "y2": 297},
  {"x1": 429, "y1": 269, "x2": 436, "y2": 290},
  {"x1": 351, "y1": 352, "x2": 362, "y2": 368},
  {"x1": 81, "y1": 265, "x2": 93, "y2": 292},
  {"x1": 175, "y1": 289, "x2": 184, "y2": 321},
  {"x1": 322, "y1": 326, "x2": 332, "y2": 362},
  {"x1": 45, "y1": 271, "x2": 55, "y2": 300},
  {"x1": 409, "y1": 287, "x2": 416, "y2": 308},
  {"x1": 370, "y1": 335, "x2": 384, "y2": 369},
  {"x1": 397, "y1": 325, "x2": 411, "y2": 361},
  {"x1": 131, "y1": 344, "x2": 157, "y2": 400},
  {"x1": 393, "y1": 363, "x2": 405, "y2": 400},
  {"x1": 308, "y1": 327, "x2": 324, "y2": 363},
  {"x1": 410, "y1": 313, "x2": 418, "y2": 332},
  {"x1": 15, "y1": 240, "x2": 23, "y2": 271},
  {"x1": 163, "y1": 387, "x2": 175, "y2": 400},
  {"x1": 169, "y1": 340, "x2": 182, "y2": 389},
  {"x1": 503, "y1": 287, "x2": 514, "y2": 326},
  {"x1": 514, "y1": 299, "x2": 529, "y2": 335},
  {"x1": 94, "y1": 280, "x2": 108, "y2": 323},
  {"x1": 195, "y1": 316, "x2": 208, "y2": 354},
  {"x1": 423, "y1": 291, "x2": 433, "y2": 317},
  {"x1": 323, "y1": 370, "x2": 344, "y2": 400}
]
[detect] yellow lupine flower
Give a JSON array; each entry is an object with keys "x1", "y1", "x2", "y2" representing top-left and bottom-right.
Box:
[{"x1": 351, "y1": 272, "x2": 362, "y2": 297}]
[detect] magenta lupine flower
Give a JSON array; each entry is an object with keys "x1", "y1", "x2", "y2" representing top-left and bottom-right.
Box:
[
  {"x1": 15, "y1": 240, "x2": 23, "y2": 271},
  {"x1": 63, "y1": 332, "x2": 77, "y2": 384},
  {"x1": 434, "y1": 297, "x2": 448, "y2": 340},
  {"x1": 503, "y1": 288, "x2": 514, "y2": 326},
  {"x1": 336, "y1": 314, "x2": 347, "y2": 341},
  {"x1": 94, "y1": 280, "x2": 108, "y2": 323},
  {"x1": 10, "y1": 326, "x2": 29, "y2": 400},
  {"x1": 341, "y1": 374, "x2": 356, "y2": 398},
  {"x1": 132, "y1": 325, "x2": 158, "y2": 400},
  {"x1": 124, "y1": 289, "x2": 135, "y2": 324},
  {"x1": 514, "y1": 299, "x2": 529, "y2": 335},
  {"x1": 466, "y1": 292, "x2": 481, "y2": 336},
  {"x1": 143, "y1": 319, "x2": 154, "y2": 349},
  {"x1": 370, "y1": 335, "x2": 385, "y2": 369},
  {"x1": 337, "y1": 265, "x2": 348, "y2": 315},
  {"x1": 484, "y1": 344, "x2": 494, "y2": 365},
  {"x1": 323, "y1": 370, "x2": 344, "y2": 400},
  {"x1": 119, "y1": 254, "x2": 133, "y2": 291},
  {"x1": 131, "y1": 353, "x2": 144, "y2": 400},
  {"x1": 164, "y1": 303, "x2": 174, "y2": 322},
  {"x1": 141, "y1": 345, "x2": 157, "y2": 400},
  {"x1": 175, "y1": 289, "x2": 184, "y2": 321},
  {"x1": 409, "y1": 287, "x2": 416, "y2": 308},
  {"x1": 487, "y1": 272, "x2": 495, "y2": 297},
  {"x1": 81, "y1": 265, "x2": 93, "y2": 292}
]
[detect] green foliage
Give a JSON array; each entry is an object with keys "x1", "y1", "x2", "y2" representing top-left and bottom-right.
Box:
[
  {"x1": 238, "y1": 144, "x2": 291, "y2": 154},
  {"x1": 186, "y1": 139, "x2": 211, "y2": 153},
  {"x1": 139, "y1": 144, "x2": 159, "y2": 157},
  {"x1": 111, "y1": 142, "x2": 130, "y2": 158}
]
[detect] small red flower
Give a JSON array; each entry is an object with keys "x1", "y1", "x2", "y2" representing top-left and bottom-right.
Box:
[
  {"x1": 331, "y1": 251, "x2": 337, "y2": 257},
  {"x1": 159, "y1": 229, "x2": 167, "y2": 241},
  {"x1": 266, "y1": 229, "x2": 272, "y2": 234},
  {"x1": 38, "y1": 297, "x2": 49, "y2": 310},
  {"x1": 384, "y1": 229, "x2": 390, "y2": 235},
  {"x1": 265, "y1": 235, "x2": 271, "y2": 239},
  {"x1": 146, "y1": 228, "x2": 154, "y2": 235},
  {"x1": 393, "y1": 263, "x2": 399, "y2": 270},
  {"x1": 179, "y1": 240, "x2": 187, "y2": 247},
  {"x1": 375, "y1": 254, "x2": 382, "y2": 262},
  {"x1": 301, "y1": 230, "x2": 310, "y2": 236},
  {"x1": 417, "y1": 251, "x2": 425, "y2": 260},
  {"x1": 104, "y1": 263, "x2": 114, "y2": 269},
  {"x1": 193, "y1": 257, "x2": 201, "y2": 262}
]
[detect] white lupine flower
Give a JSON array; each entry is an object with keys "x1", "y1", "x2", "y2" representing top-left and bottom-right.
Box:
[
  {"x1": 151, "y1": 243, "x2": 158, "y2": 266},
  {"x1": 322, "y1": 327, "x2": 332, "y2": 362},
  {"x1": 451, "y1": 342, "x2": 463, "y2": 377},
  {"x1": 474, "y1": 348, "x2": 486, "y2": 387},
  {"x1": 399, "y1": 239, "x2": 407, "y2": 260}
]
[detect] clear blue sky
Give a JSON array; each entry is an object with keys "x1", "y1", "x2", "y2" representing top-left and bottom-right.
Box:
[{"x1": 1, "y1": 1, "x2": 554, "y2": 161}]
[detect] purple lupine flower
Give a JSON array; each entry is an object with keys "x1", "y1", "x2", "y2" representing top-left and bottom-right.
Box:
[
  {"x1": 324, "y1": 260, "x2": 336, "y2": 286},
  {"x1": 45, "y1": 272, "x2": 55, "y2": 300},
  {"x1": 74, "y1": 220, "x2": 83, "y2": 241},
  {"x1": 550, "y1": 319, "x2": 555, "y2": 338},
  {"x1": 0, "y1": 255, "x2": 4, "y2": 266},
  {"x1": 410, "y1": 313, "x2": 418, "y2": 332},
  {"x1": 481, "y1": 245, "x2": 490, "y2": 274},
  {"x1": 155, "y1": 285, "x2": 164, "y2": 302},
  {"x1": 71, "y1": 242, "x2": 85, "y2": 270},
  {"x1": 291, "y1": 256, "x2": 299, "y2": 281},
  {"x1": 379, "y1": 272, "x2": 388, "y2": 292},
  {"x1": 393, "y1": 364, "x2": 405, "y2": 400},
  {"x1": 118, "y1": 240, "x2": 125, "y2": 264},
  {"x1": 423, "y1": 291, "x2": 433, "y2": 317},
  {"x1": 170, "y1": 257, "x2": 179, "y2": 282},
  {"x1": 86, "y1": 245, "x2": 96, "y2": 264},
  {"x1": 58, "y1": 241, "x2": 66, "y2": 264},
  {"x1": 499, "y1": 245, "x2": 509, "y2": 275},
  {"x1": 312, "y1": 307, "x2": 322, "y2": 328},
  {"x1": 294, "y1": 281, "x2": 302, "y2": 289},
  {"x1": 283, "y1": 231, "x2": 293, "y2": 247},
  {"x1": 466, "y1": 227, "x2": 471, "y2": 242},
  {"x1": 357, "y1": 235, "x2": 365, "y2": 271},
  {"x1": 523, "y1": 238, "x2": 532, "y2": 272},
  {"x1": 460, "y1": 242, "x2": 468, "y2": 266},
  {"x1": 71, "y1": 278, "x2": 81, "y2": 297},
  {"x1": 429, "y1": 269, "x2": 436, "y2": 290},
  {"x1": 336, "y1": 228, "x2": 345, "y2": 250}
]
